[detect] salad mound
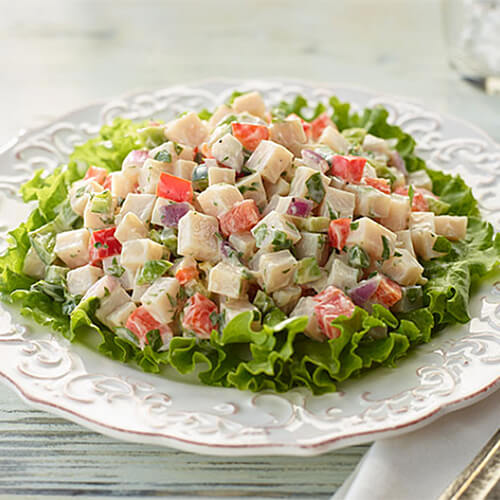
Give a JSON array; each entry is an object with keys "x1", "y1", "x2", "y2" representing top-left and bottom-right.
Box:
[{"x1": 1, "y1": 91, "x2": 499, "y2": 395}]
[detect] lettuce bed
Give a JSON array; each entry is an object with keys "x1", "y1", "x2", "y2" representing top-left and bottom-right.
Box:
[{"x1": 1, "y1": 96, "x2": 499, "y2": 395}]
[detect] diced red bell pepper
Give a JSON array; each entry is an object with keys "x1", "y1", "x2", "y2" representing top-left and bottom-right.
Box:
[
  {"x1": 371, "y1": 276, "x2": 402, "y2": 308},
  {"x1": 156, "y1": 172, "x2": 193, "y2": 203},
  {"x1": 126, "y1": 306, "x2": 172, "y2": 345},
  {"x1": 231, "y1": 122, "x2": 269, "y2": 151},
  {"x1": 84, "y1": 166, "x2": 108, "y2": 185},
  {"x1": 182, "y1": 293, "x2": 218, "y2": 339},
  {"x1": 102, "y1": 176, "x2": 112, "y2": 191},
  {"x1": 364, "y1": 177, "x2": 391, "y2": 194},
  {"x1": 394, "y1": 186, "x2": 429, "y2": 212},
  {"x1": 287, "y1": 113, "x2": 312, "y2": 137},
  {"x1": 312, "y1": 286, "x2": 355, "y2": 339},
  {"x1": 328, "y1": 218, "x2": 351, "y2": 251},
  {"x1": 175, "y1": 266, "x2": 199, "y2": 285},
  {"x1": 218, "y1": 199, "x2": 260, "y2": 237},
  {"x1": 331, "y1": 155, "x2": 366, "y2": 183},
  {"x1": 310, "y1": 112, "x2": 335, "y2": 141},
  {"x1": 89, "y1": 227, "x2": 122, "y2": 265}
]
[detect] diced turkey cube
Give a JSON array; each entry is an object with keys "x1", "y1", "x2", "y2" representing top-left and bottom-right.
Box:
[
  {"x1": 246, "y1": 140, "x2": 293, "y2": 183},
  {"x1": 120, "y1": 239, "x2": 164, "y2": 271},
  {"x1": 346, "y1": 217, "x2": 397, "y2": 260},
  {"x1": 54, "y1": 229, "x2": 90, "y2": 268},
  {"x1": 208, "y1": 262, "x2": 248, "y2": 299},
  {"x1": 67, "y1": 265, "x2": 104, "y2": 296},
  {"x1": 410, "y1": 212, "x2": 435, "y2": 231},
  {"x1": 177, "y1": 211, "x2": 220, "y2": 262},
  {"x1": 408, "y1": 170, "x2": 433, "y2": 191},
  {"x1": 382, "y1": 248, "x2": 425, "y2": 286},
  {"x1": 138, "y1": 158, "x2": 165, "y2": 194},
  {"x1": 118, "y1": 193, "x2": 156, "y2": 223},
  {"x1": 295, "y1": 232, "x2": 328, "y2": 265},
  {"x1": 264, "y1": 177, "x2": 289, "y2": 198},
  {"x1": 434, "y1": 215, "x2": 467, "y2": 241},
  {"x1": 208, "y1": 104, "x2": 233, "y2": 130},
  {"x1": 379, "y1": 194, "x2": 411, "y2": 231},
  {"x1": 141, "y1": 277, "x2": 180, "y2": 324},
  {"x1": 318, "y1": 126, "x2": 349, "y2": 153},
  {"x1": 23, "y1": 247, "x2": 45, "y2": 279},
  {"x1": 106, "y1": 302, "x2": 137, "y2": 329},
  {"x1": 236, "y1": 172, "x2": 267, "y2": 210},
  {"x1": 251, "y1": 210, "x2": 301, "y2": 251},
  {"x1": 115, "y1": 212, "x2": 148, "y2": 244},
  {"x1": 396, "y1": 230, "x2": 416, "y2": 257},
  {"x1": 410, "y1": 215, "x2": 443, "y2": 261},
  {"x1": 229, "y1": 232, "x2": 256, "y2": 261},
  {"x1": 270, "y1": 119, "x2": 307, "y2": 156},
  {"x1": 232, "y1": 91, "x2": 267, "y2": 119},
  {"x1": 109, "y1": 171, "x2": 135, "y2": 200},
  {"x1": 173, "y1": 159, "x2": 196, "y2": 180},
  {"x1": 258, "y1": 250, "x2": 297, "y2": 293},
  {"x1": 319, "y1": 186, "x2": 355, "y2": 219},
  {"x1": 102, "y1": 256, "x2": 136, "y2": 291},
  {"x1": 272, "y1": 285, "x2": 301, "y2": 314},
  {"x1": 346, "y1": 185, "x2": 391, "y2": 218},
  {"x1": 208, "y1": 166, "x2": 236, "y2": 186},
  {"x1": 197, "y1": 183, "x2": 243, "y2": 217},
  {"x1": 291, "y1": 297, "x2": 322, "y2": 341},
  {"x1": 211, "y1": 133, "x2": 244, "y2": 172},
  {"x1": 69, "y1": 179, "x2": 103, "y2": 217},
  {"x1": 221, "y1": 299, "x2": 259, "y2": 327},
  {"x1": 165, "y1": 112, "x2": 208, "y2": 148},
  {"x1": 327, "y1": 259, "x2": 359, "y2": 291},
  {"x1": 362, "y1": 134, "x2": 392, "y2": 158},
  {"x1": 289, "y1": 166, "x2": 330, "y2": 200}
]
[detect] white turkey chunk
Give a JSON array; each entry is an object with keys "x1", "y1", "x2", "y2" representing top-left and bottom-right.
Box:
[
  {"x1": 379, "y1": 194, "x2": 411, "y2": 231},
  {"x1": 173, "y1": 160, "x2": 196, "y2": 180},
  {"x1": 362, "y1": 163, "x2": 378, "y2": 179},
  {"x1": 246, "y1": 140, "x2": 294, "y2": 183},
  {"x1": 408, "y1": 170, "x2": 433, "y2": 191},
  {"x1": 409, "y1": 213, "x2": 443, "y2": 261},
  {"x1": 208, "y1": 262, "x2": 248, "y2": 299},
  {"x1": 208, "y1": 166, "x2": 236, "y2": 186},
  {"x1": 118, "y1": 193, "x2": 156, "y2": 223},
  {"x1": 150, "y1": 141, "x2": 195, "y2": 164},
  {"x1": 264, "y1": 177, "x2": 289, "y2": 198},
  {"x1": 289, "y1": 166, "x2": 330, "y2": 200},
  {"x1": 382, "y1": 249, "x2": 425, "y2": 286},
  {"x1": 318, "y1": 126, "x2": 349, "y2": 154},
  {"x1": 109, "y1": 171, "x2": 135, "y2": 200},
  {"x1": 197, "y1": 183, "x2": 243, "y2": 217},
  {"x1": 69, "y1": 179, "x2": 103, "y2": 217},
  {"x1": 346, "y1": 185, "x2": 391, "y2": 218},
  {"x1": 236, "y1": 172, "x2": 267, "y2": 209},
  {"x1": 295, "y1": 232, "x2": 328, "y2": 265},
  {"x1": 115, "y1": 212, "x2": 148, "y2": 244},
  {"x1": 106, "y1": 302, "x2": 137, "y2": 329},
  {"x1": 291, "y1": 297, "x2": 322, "y2": 341},
  {"x1": 251, "y1": 210, "x2": 301, "y2": 251},
  {"x1": 396, "y1": 230, "x2": 416, "y2": 257},
  {"x1": 67, "y1": 265, "x2": 103, "y2": 296},
  {"x1": 121, "y1": 239, "x2": 164, "y2": 271},
  {"x1": 272, "y1": 285, "x2": 301, "y2": 314},
  {"x1": 138, "y1": 158, "x2": 164, "y2": 194},
  {"x1": 141, "y1": 277, "x2": 180, "y2": 324},
  {"x1": 346, "y1": 217, "x2": 397, "y2": 260},
  {"x1": 409, "y1": 211, "x2": 434, "y2": 231},
  {"x1": 102, "y1": 256, "x2": 136, "y2": 290},
  {"x1": 23, "y1": 247, "x2": 45, "y2": 279},
  {"x1": 327, "y1": 259, "x2": 359, "y2": 291},
  {"x1": 165, "y1": 112, "x2": 208, "y2": 148},
  {"x1": 232, "y1": 91, "x2": 267, "y2": 120},
  {"x1": 319, "y1": 186, "x2": 355, "y2": 219},
  {"x1": 270, "y1": 119, "x2": 307, "y2": 156},
  {"x1": 208, "y1": 104, "x2": 233, "y2": 130},
  {"x1": 211, "y1": 133, "x2": 244, "y2": 172},
  {"x1": 362, "y1": 134, "x2": 393, "y2": 158},
  {"x1": 229, "y1": 232, "x2": 256, "y2": 261},
  {"x1": 221, "y1": 299, "x2": 259, "y2": 327},
  {"x1": 258, "y1": 250, "x2": 297, "y2": 293},
  {"x1": 434, "y1": 216, "x2": 467, "y2": 241},
  {"x1": 54, "y1": 229, "x2": 90, "y2": 268},
  {"x1": 177, "y1": 211, "x2": 220, "y2": 262}
]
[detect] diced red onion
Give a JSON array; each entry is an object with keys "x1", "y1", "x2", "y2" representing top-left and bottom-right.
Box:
[
  {"x1": 287, "y1": 198, "x2": 314, "y2": 217},
  {"x1": 388, "y1": 151, "x2": 408, "y2": 176},
  {"x1": 160, "y1": 203, "x2": 191, "y2": 228},
  {"x1": 302, "y1": 149, "x2": 330, "y2": 174},
  {"x1": 349, "y1": 277, "x2": 380, "y2": 306},
  {"x1": 123, "y1": 149, "x2": 149, "y2": 169},
  {"x1": 220, "y1": 240, "x2": 235, "y2": 258}
]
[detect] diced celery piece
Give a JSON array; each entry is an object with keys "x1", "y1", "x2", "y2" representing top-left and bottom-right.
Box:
[
  {"x1": 347, "y1": 245, "x2": 370, "y2": 269},
  {"x1": 253, "y1": 290, "x2": 276, "y2": 314},
  {"x1": 45, "y1": 265, "x2": 68, "y2": 284},
  {"x1": 91, "y1": 190, "x2": 112, "y2": 214},
  {"x1": 425, "y1": 196, "x2": 450, "y2": 215},
  {"x1": 288, "y1": 216, "x2": 329, "y2": 233},
  {"x1": 295, "y1": 257, "x2": 322, "y2": 285}
]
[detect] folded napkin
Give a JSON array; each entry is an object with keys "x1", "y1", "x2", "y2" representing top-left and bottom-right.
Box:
[{"x1": 333, "y1": 388, "x2": 500, "y2": 500}]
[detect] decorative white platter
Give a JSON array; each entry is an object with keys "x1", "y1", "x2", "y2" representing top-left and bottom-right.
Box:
[{"x1": 0, "y1": 80, "x2": 499, "y2": 456}]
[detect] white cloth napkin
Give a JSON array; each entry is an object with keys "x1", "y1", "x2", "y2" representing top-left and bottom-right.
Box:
[{"x1": 332, "y1": 389, "x2": 500, "y2": 500}]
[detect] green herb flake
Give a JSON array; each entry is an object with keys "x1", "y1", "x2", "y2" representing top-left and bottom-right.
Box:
[
  {"x1": 155, "y1": 150, "x2": 172, "y2": 163},
  {"x1": 305, "y1": 172, "x2": 325, "y2": 204},
  {"x1": 381, "y1": 235, "x2": 391, "y2": 261}
]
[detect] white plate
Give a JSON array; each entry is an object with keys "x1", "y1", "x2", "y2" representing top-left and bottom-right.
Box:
[{"x1": 0, "y1": 80, "x2": 499, "y2": 456}]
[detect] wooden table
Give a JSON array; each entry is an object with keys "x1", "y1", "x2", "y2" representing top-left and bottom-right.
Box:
[{"x1": 0, "y1": 0, "x2": 499, "y2": 497}]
